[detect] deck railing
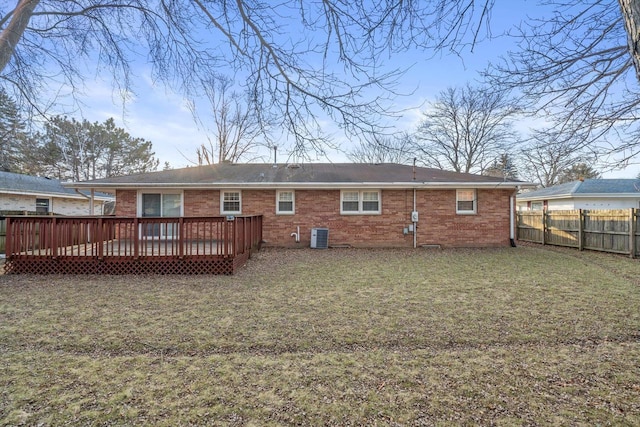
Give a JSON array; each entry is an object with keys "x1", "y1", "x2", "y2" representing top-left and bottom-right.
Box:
[{"x1": 3, "y1": 215, "x2": 263, "y2": 274}]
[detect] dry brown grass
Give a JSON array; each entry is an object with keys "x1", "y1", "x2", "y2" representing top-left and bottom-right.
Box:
[{"x1": 1, "y1": 246, "x2": 639, "y2": 425}]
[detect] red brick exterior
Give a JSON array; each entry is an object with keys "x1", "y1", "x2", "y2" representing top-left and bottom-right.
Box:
[
  {"x1": 115, "y1": 188, "x2": 515, "y2": 248},
  {"x1": 115, "y1": 190, "x2": 137, "y2": 216}
]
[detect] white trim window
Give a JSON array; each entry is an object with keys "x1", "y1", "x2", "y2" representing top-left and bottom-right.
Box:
[
  {"x1": 35, "y1": 198, "x2": 50, "y2": 214},
  {"x1": 341, "y1": 190, "x2": 381, "y2": 214},
  {"x1": 221, "y1": 190, "x2": 242, "y2": 214},
  {"x1": 456, "y1": 189, "x2": 477, "y2": 214},
  {"x1": 276, "y1": 190, "x2": 295, "y2": 215}
]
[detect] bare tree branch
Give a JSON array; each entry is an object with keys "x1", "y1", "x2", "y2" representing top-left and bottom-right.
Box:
[{"x1": 414, "y1": 83, "x2": 520, "y2": 174}]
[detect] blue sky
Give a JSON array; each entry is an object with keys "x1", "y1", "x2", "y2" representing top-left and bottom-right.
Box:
[{"x1": 70, "y1": 1, "x2": 639, "y2": 179}]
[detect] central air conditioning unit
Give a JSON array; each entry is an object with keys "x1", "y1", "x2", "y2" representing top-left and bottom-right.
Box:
[{"x1": 310, "y1": 228, "x2": 329, "y2": 249}]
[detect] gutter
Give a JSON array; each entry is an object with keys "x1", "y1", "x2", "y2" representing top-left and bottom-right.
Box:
[
  {"x1": 0, "y1": 189, "x2": 93, "y2": 199},
  {"x1": 517, "y1": 192, "x2": 640, "y2": 202},
  {"x1": 65, "y1": 181, "x2": 536, "y2": 191}
]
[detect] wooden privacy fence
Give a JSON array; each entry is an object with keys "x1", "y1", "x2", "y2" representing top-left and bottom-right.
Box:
[
  {"x1": 517, "y1": 209, "x2": 639, "y2": 258},
  {"x1": 4, "y1": 215, "x2": 263, "y2": 274}
]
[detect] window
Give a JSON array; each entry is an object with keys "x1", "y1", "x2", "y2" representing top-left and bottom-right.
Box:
[
  {"x1": 530, "y1": 201, "x2": 543, "y2": 211},
  {"x1": 341, "y1": 190, "x2": 381, "y2": 214},
  {"x1": 141, "y1": 193, "x2": 182, "y2": 217},
  {"x1": 276, "y1": 190, "x2": 295, "y2": 214},
  {"x1": 36, "y1": 198, "x2": 49, "y2": 214},
  {"x1": 221, "y1": 191, "x2": 241, "y2": 214},
  {"x1": 456, "y1": 189, "x2": 477, "y2": 214},
  {"x1": 362, "y1": 191, "x2": 380, "y2": 212}
]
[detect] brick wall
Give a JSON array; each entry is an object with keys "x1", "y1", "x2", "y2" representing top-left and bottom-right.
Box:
[
  {"x1": 118, "y1": 188, "x2": 515, "y2": 248},
  {"x1": 184, "y1": 190, "x2": 218, "y2": 216},
  {"x1": 416, "y1": 189, "x2": 513, "y2": 247},
  {"x1": 115, "y1": 190, "x2": 137, "y2": 216}
]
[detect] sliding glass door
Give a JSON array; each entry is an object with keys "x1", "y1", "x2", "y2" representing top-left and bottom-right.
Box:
[{"x1": 141, "y1": 193, "x2": 182, "y2": 238}]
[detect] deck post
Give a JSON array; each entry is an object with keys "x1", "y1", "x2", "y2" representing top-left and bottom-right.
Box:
[
  {"x1": 133, "y1": 217, "x2": 139, "y2": 260},
  {"x1": 178, "y1": 217, "x2": 184, "y2": 259},
  {"x1": 224, "y1": 218, "x2": 230, "y2": 257},
  {"x1": 51, "y1": 216, "x2": 58, "y2": 259},
  {"x1": 97, "y1": 217, "x2": 104, "y2": 260},
  {"x1": 5, "y1": 217, "x2": 12, "y2": 260}
]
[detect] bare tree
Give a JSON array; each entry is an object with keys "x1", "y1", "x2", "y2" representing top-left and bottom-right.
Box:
[
  {"x1": 189, "y1": 75, "x2": 262, "y2": 165},
  {"x1": 6, "y1": 1, "x2": 640, "y2": 161},
  {"x1": 414, "y1": 83, "x2": 520, "y2": 174},
  {"x1": 0, "y1": 1, "x2": 497, "y2": 157},
  {"x1": 519, "y1": 128, "x2": 595, "y2": 187},
  {"x1": 348, "y1": 133, "x2": 413, "y2": 164},
  {"x1": 619, "y1": 0, "x2": 640, "y2": 82},
  {"x1": 485, "y1": 0, "x2": 640, "y2": 165}
]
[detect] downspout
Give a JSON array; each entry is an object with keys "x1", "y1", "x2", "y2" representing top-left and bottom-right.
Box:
[
  {"x1": 74, "y1": 188, "x2": 94, "y2": 214},
  {"x1": 413, "y1": 158, "x2": 417, "y2": 249},
  {"x1": 510, "y1": 192, "x2": 516, "y2": 247},
  {"x1": 413, "y1": 187, "x2": 417, "y2": 249}
]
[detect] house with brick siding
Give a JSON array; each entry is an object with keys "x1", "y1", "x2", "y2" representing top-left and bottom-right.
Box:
[{"x1": 66, "y1": 163, "x2": 532, "y2": 248}]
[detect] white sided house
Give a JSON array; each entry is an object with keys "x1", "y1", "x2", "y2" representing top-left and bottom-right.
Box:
[
  {"x1": 0, "y1": 171, "x2": 114, "y2": 215},
  {"x1": 517, "y1": 179, "x2": 640, "y2": 211}
]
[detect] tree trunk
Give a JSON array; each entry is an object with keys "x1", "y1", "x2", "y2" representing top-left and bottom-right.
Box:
[
  {"x1": 619, "y1": 0, "x2": 640, "y2": 82},
  {"x1": 0, "y1": 0, "x2": 40, "y2": 73}
]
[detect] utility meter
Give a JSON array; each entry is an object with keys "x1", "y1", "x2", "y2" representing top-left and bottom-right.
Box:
[{"x1": 411, "y1": 211, "x2": 419, "y2": 222}]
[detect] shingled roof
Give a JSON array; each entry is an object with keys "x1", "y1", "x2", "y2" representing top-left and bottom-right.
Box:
[
  {"x1": 0, "y1": 171, "x2": 112, "y2": 199},
  {"x1": 67, "y1": 163, "x2": 531, "y2": 190},
  {"x1": 517, "y1": 179, "x2": 640, "y2": 200}
]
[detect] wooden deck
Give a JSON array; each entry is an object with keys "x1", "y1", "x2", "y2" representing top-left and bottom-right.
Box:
[{"x1": 3, "y1": 215, "x2": 262, "y2": 275}]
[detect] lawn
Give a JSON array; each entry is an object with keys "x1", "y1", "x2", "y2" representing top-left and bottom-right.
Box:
[{"x1": 1, "y1": 246, "x2": 639, "y2": 426}]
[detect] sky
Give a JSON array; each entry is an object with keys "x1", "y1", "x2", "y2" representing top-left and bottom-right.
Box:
[{"x1": 69, "y1": 1, "x2": 640, "y2": 180}]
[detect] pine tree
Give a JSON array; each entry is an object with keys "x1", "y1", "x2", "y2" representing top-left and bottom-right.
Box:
[
  {"x1": 484, "y1": 153, "x2": 519, "y2": 180},
  {"x1": 0, "y1": 88, "x2": 28, "y2": 172},
  {"x1": 558, "y1": 163, "x2": 601, "y2": 184},
  {"x1": 32, "y1": 116, "x2": 159, "y2": 181}
]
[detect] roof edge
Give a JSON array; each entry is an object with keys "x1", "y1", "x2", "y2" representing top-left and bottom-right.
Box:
[{"x1": 66, "y1": 181, "x2": 534, "y2": 191}]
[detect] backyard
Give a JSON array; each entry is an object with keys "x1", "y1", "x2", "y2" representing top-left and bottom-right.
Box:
[{"x1": 1, "y1": 245, "x2": 639, "y2": 425}]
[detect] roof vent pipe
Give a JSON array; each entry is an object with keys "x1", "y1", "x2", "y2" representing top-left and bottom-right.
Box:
[
  {"x1": 273, "y1": 146, "x2": 278, "y2": 168},
  {"x1": 412, "y1": 158, "x2": 417, "y2": 181}
]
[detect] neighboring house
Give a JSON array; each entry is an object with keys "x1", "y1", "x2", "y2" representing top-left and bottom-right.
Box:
[
  {"x1": 0, "y1": 171, "x2": 114, "y2": 215},
  {"x1": 517, "y1": 179, "x2": 640, "y2": 211},
  {"x1": 67, "y1": 163, "x2": 533, "y2": 248}
]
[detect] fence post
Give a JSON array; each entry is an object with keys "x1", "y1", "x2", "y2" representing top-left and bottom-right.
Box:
[
  {"x1": 542, "y1": 210, "x2": 547, "y2": 245},
  {"x1": 630, "y1": 208, "x2": 637, "y2": 259},
  {"x1": 578, "y1": 209, "x2": 584, "y2": 251}
]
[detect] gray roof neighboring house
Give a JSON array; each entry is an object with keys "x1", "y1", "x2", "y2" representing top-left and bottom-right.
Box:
[
  {"x1": 517, "y1": 179, "x2": 640, "y2": 201},
  {"x1": 66, "y1": 163, "x2": 534, "y2": 190},
  {"x1": 0, "y1": 171, "x2": 113, "y2": 200}
]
